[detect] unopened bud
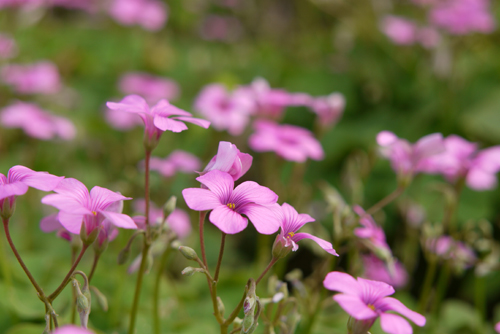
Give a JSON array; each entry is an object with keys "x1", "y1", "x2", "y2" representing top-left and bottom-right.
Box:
[
  {"x1": 170, "y1": 240, "x2": 182, "y2": 249},
  {"x1": 216, "y1": 296, "x2": 225, "y2": 317},
  {"x1": 163, "y1": 196, "x2": 177, "y2": 218},
  {"x1": 73, "y1": 278, "x2": 91, "y2": 328},
  {"x1": 243, "y1": 296, "x2": 255, "y2": 314},
  {"x1": 241, "y1": 312, "x2": 255, "y2": 333},
  {"x1": 181, "y1": 266, "x2": 204, "y2": 276},
  {"x1": 90, "y1": 286, "x2": 108, "y2": 312},
  {"x1": 347, "y1": 315, "x2": 376, "y2": 334},
  {"x1": 271, "y1": 235, "x2": 291, "y2": 260},
  {"x1": 80, "y1": 223, "x2": 98, "y2": 246},
  {"x1": 178, "y1": 246, "x2": 199, "y2": 261},
  {"x1": 117, "y1": 246, "x2": 130, "y2": 265},
  {"x1": 1, "y1": 197, "x2": 15, "y2": 220}
]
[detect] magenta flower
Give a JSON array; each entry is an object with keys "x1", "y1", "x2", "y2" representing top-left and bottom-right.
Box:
[
  {"x1": 324, "y1": 271, "x2": 425, "y2": 334},
  {"x1": 202, "y1": 141, "x2": 253, "y2": 181},
  {"x1": 249, "y1": 120, "x2": 324, "y2": 162},
  {"x1": 1, "y1": 165, "x2": 63, "y2": 218},
  {"x1": 353, "y1": 206, "x2": 392, "y2": 259},
  {"x1": 147, "y1": 150, "x2": 201, "y2": 178},
  {"x1": 106, "y1": 94, "x2": 210, "y2": 149},
  {"x1": 0, "y1": 33, "x2": 17, "y2": 59},
  {"x1": 182, "y1": 170, "x2": 279, "y2": 234},
  {"x1": 108, "y1": 0, "x2": 168, "y2": 31},
  {"x1": 41, "y1": 178, "x2": 137, "y2": 238},
  {"x1": 119, "y1": 72, "x2": 180, "y2": 104},
  {"x1": 245, "y1": 78, "x2": 298, "y2": 119},
  {"x1": 377, "y1": 131, "x2": 445, "y2": 178},
  {"x1": 194, "y1": 83, "x2": 254, "y2": 135},
  {"x1": 40, "y1": 213, "x2": 73, "y2": 242},
  {"x1": 272, "y1": 202, "x2": 338, "y2": 256},
  {"x1": 381, "y1": 16, "x2": 418, "y2": 45},
  {"x1": 362, "y1": 254, "x2": 408, "y2": 289},
  {"x1": 495, "y1": 322, "x2": 500, "y2": 333},
  {"x1": 1, "y1": 101, "x2": 76, "y2": 140},
  {"x1": 52, "y1": 325, "x2": 95, "y2": 334},
  {"x1": 105, "y1": 107, "x2": 143, "y2": 130},
  {"x1": 308, "y1": 92, "x2": 345, "y2": 127},
  {"x1": 1, "y1": 61, "x2": 61, "y2": 95},
  {"x1": 430, "y1": 0, "x2": 495, "y2": 35}
]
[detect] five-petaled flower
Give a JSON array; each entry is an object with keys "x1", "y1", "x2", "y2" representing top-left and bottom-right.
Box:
[
  {"x1": 182, "y1": 170, "x2": 279, "y2": 234},
  {"x1": 272, "y1": 202, "x2": 338, "y2": 258},
  {"x1": 106, "y1": 94, "x2": 210, "y2": 150},
  {"x1": 1, "y1": 165, "x2": 63, "y2": 219},
  {"x1": 41, "y1": 178, "x2": 137, "y2": 242},
  {"x1": 323, "y1": 271, "x2": 426, "y2": 334}
]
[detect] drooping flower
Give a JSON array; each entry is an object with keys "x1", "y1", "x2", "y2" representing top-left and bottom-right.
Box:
[
  {"x1": 1, "y1": 61, "x2": 61, "y2": 94},
  {"x1": 108, "y1": 0, "x2": 168, "y2": 31},
  {"x1": 41, "y1": 178, "x2": 137, "y2": 241},
  {"x1": 272, "y1": 202, "x2": 338, "y2": 258},
  {"x1": 52, "y1": 325, "x2": 95, "y2": 334},
  {"x1": 0, "y1": 33, "x2": 17, "y2": 59},
  {"x1": 362, "y1": 254, "x2": 408, "y2": 289},
  {"x1": 249, "y1": 120, "x2": 324, "y2": 162},
  {"x1": 194, "y1": 83, "x2": 254, "y2": 135},
  {"x1": 323, "y1": 271, "x2": 426, "y2": 334},
  {"x1": 147, "y1": 150, "x2": 201, "y2": 178},
  {"x1": 106, "y1": 94, "x2": 210, "y2": 149},
  {"x1": 202, "y1": 141, "x2": 253, "y2": 181},
  {"x1": 118, "y1": 72, "x2": 180, "y2": 104},
  {"x1": 376, "y1": 131, "x2": 445, "y2": 180},
  {"x1": 0, "y1": 165, "x2": 63, "y2": 219},
  {"x1": 182, "y1": 170, "x2": 279, "y2": 234},
  {"x1": 308, "y1": 92, "x2": 345, "y2": 127},
  {"x1": 353, "y1": 206, "x2": 392, "y2": 260},
  {"x1": 1, "y1": 101, "x2": 76, "y2": 140}
]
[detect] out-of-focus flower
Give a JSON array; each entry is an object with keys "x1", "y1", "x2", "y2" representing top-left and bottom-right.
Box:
[
  {"x1": 323, "y1": 271, "x2": 426, "y2": 334},
  {"x1": 108, "y1": 0, "x2": 168, "y2": 31},
  {"x1": 1, "y1": 61, "x2": 61, "y2": 94},
  {"x1": 1, "y1": 165, "x2": 63, "y2": 219},
  {"x1": 52, "y1": 325, "x2": 95, "y2": 334},
  {"x1": 376, "y1": 131, "x2": 445, "y2": 178},
  {"x1": 0, "y1": 33, "x2": 17, "y2": 59},
  {"x1": 194, "y1": 84, "x2": 254, "y2": 135},
  {"x1": 41, "y1": 178, "x2": 137, "y2": 240},
  {"x1": 147, "y1": 150, "x2": 201, "y2": 178},
  {"x1": 119, "y1": 72, "x2": 180, "y2": 104},
  {"x1": 1, "y1": 101, "x2": 76, "y2": 140},
  {"x1": 249, "y1": 120, "x2": 324, "y2": 162},
  {"x1": 419, "y1": 135, "x2": 500, "y2": 190},
  {"x1": 106, "y1": 94, "x2": 210, "y2": 150},
  {"x1": 182, "y1": 170, "x2": 279, "y2": 234},
  {"x1": 105, "y1": 108, "x2": 142, "y2": 130},
  {"x1": 495, "y1": 322, "x2": 500, "y2": 333},
  {"x1": 362, "y1": 254, "x2": 408, "y2": 289},
  {"x1": 430, "y1": 0, "x2": 495, "y2": 35},
  {"x1": 40, "y1": 213, "x2": 72, "y2": 241},
  {"x1": 272, "y1": 202, "x2": 338, "y2": 259},
  {"x1": 199, "y1": 15, "x2": 243, "y2": 42},
  {"x1": 308, "y1": 92, "x2": 345, "y2": 127},
  {"x1": 202, "y1": 141, "x2": 253, "y2": 181},
  {"x1": 244, "y1": 78, "x2": 300, "y2": 119},
  {"x1": 0, "y1": 0, "x2": 97, "y2": 11},
  {"x1": 426, "y1": 235, "x2": 476, "y2": 269},
  {"x1": 353, "y1": 206, "x2": 392, "y2": 260},
  {"x1": 418, "y1": 27, "x2": 441, "y2": 48},
  {"x1": 381, "y1": 16, "x2": 418, "y2": 45}
]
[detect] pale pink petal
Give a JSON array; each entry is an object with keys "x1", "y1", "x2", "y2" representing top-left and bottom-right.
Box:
[
  {"x1": 377, "y1": 131, "x2": 398, "y2": 146},
  {"x1": 89, "y1": 186, "x2": 131, "y2": 211},
  {"x1": 40, "y1": 213, "x2": 62, "y2": 232},
  {"x1": 195, "y1": 170, "x2": 234, "y2": 203},
  {"x1": 151, "y1": 99, "x2": 192, "y2": 117},
  {"x1": 41, "y1": 194, "x2": 93, "y2": 215},
  {"x1": 323, "y1": 271, "x2": 361, "y2": 296},
  {"x1": 0, "y1": 182, "x2": 29, "y2": 200},
  {"x1": 466, "y1": 168, "x2": 497, "y2": 190},
  {"x1": 52, "y1": 325, "x2": 95, "y2": 334},
  {"x1": 182, "y1": 188, "x2": 221, "y2": 211},
  {"x1": 380, "y1": 313, "x2": 413, "y2": 334},
  {"x1": 231, "y1": 181, "x2": 278, "y2": 206},
  {"x1": 239, "y1": 203, "x2": 280, "y2": 234},
  {"x1": 153, "y1": 115, "x2": 188, "y2": 132},
  {"x1": 413, "y1": 133, "x2": 445, "y2": 160},
  {"x1": 207, "y1": 141, "x2": 239, "y2": 173},
  {"x1": 166, "y1": 209, "x2": 191, "y2": 239},
  {"x1": 292, "y1": 232, "x2": 338, "y2": 256},
  {"x1": 57, "y1": 211, "x2": 84, "y2": 234},
  {"x1": 99, "y1": 211, "x2": 137, "y2": 229},
  {"x1": 357, "y1": 277, "x2": 395, "y2": 300},
  {"x1": 173, "y1": 116, "x2": 211, "y2": 129},
  {"x1": 495, "y1": 321, "x2": 500, "y2": 333},
  {"x1": 377, "y1": 297, "x2": 426, "y2": 326},
  {"x1": 106, "y1": 95, "x2": 149, "y2": 114},
  {"x1": 333, "y1": 294, "x2": 378, "y2": 320},
  {"x1": 209, "y1": 205, "x2": 248, "y2": 234},
  {"x1": 53, "y1": 178, "x2": 89, "y2": 199}
]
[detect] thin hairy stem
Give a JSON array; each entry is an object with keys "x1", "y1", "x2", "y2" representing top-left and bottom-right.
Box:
[
  {"x1": 153, "y1": 245, "x2": 172, "y2": 334},
  {"x1": 256, "y1": 257, "x2": 278, "y2": 285},
  {"x1": 366, "y1": 186, "x2": 404, "y2": 215},
  {"x1": 88, "y1": 252, "x2": 101, "y2": 283}
]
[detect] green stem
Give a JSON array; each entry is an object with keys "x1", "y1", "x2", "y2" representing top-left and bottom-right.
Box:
[
  {"x1": 474, "y1": 274, "x2": 485, "y2": 324},
  {"x1": 70, "y1": 247, "x2": 77, "y2": 324},
  {"x1": 153, "y1": 245, "x2": 172, "y2": 334},
  {"x1": 199, "y1": 211, "x2": 208, "y2": 269},
  {"x1": 418, "y1": 258, "x2": 438, "y2": 313},
  {"x1": 214, "y1": 232, "x2": 226, "y2": 282},
  {"x1": 431, "y1": 263, "x2": 451, "y2": 315},
  {"x1": 366, "y1": 186, "x2": 404, "y2": 216},
  {"x1": 87, "y1": 252, "x2": 101, "y2": 283},
  {"x1": 48, "y1": 244, "x2": 89, "y2": 302},
  {"x1": 256, "y1": 257, "x2": 278, "y2": 285}
]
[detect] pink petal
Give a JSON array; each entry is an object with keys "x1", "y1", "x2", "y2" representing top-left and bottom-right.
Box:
[
  {"x1": 89, "y1": 186, "x2": 131, "y2": 211},
  {"x1": 151, "y1": 99, "x2": 192, "y2": 117},
  {"x1": 153, "y1": 115, "x2": 188, "y2": 132},
  {"x1": 333, "y1": 294, "x2": 378, "y2": 320},
  {"x1": 57, "y1": 211, "x2": 84, "y2": 234},
  {"x1": 0, "y1": 182, "x2": 28, "y2": 200},
  {"x1": 52, "y1": 325, "x2": 95, "y2": 334},
  {"x1": 292, "y1": 232, "x2": 338, "y2": 256},
  {"x1": 209, "y1": 205, "x2": 248, "y2": 234},
  {"x1": 53, "y1": 178, "x2": 88, "y2": 198},
  {"x1": 173, "y1": 116, "x2": 211, "y2": 129},
  {"x1": 182, "y1": 188, "x2": 221, "y2": 211},
  {"x1": 377, "y1": 131, "x2": 398, "y2": 146},
  {"x1": 106, "y1": 95, "x2": 149, "y2": 114},
  {"x1": 41, "y1": 194, "x2": 93, "y2": 215},
  {"x1": 380, "y1": 313, "x2": 413, "y2": 334},
  {"x1": 206, "y1": 141, "x2": 239, "y2": 173},
  {"x1": 99, "y1": 211, "x2": 137, "y2": 229},
  {"x1": 166, "y1": 209, "x2": 191, "y2": 239},
  {"x1": 195, "y1": 170, "x2": 234, "y2": 202},
  {"x1": 231, "y1": 181, "x2": 278, "y2": 206},
  {"x1": 357, "y1": 277, "x2": 395, "y2": 300},
  {"x1": 377, "y1": 297, "x2": 426, "y2": 326},
  {"x1": 8, "y1": 165, "x2": 62, "y2": 192},
  {"x1": 40, "y1": 213, "x2": 62, "y2": 232},
  {"x1": 414, "y1": 133, "x2": 445, "y2": 160},
  {"x1": 466, "y1": 168, "x2": 497, "y2": 190},
  {"x1": 239, "y1": 203, "x2": 280, "y2": 234},
  {"x1": 323, "y1": 271, "x2": 361, "y2": 296}
]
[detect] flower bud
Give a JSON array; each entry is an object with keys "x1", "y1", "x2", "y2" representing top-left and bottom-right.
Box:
[
  {"x1": 347, "y1": 315, "x2": 375, "y2": 334},
  {"x1": 80, "y1": 223, "x2": 98, "y2": 246},
  {"x1": 163, "y1": 196, "x2": 177, "y2": 218},
  {"x1": 271, "y1": 235, "x2": 291, "y2": 260},
  {"x1": 178, "y1": 246, "x2": 199, "y2": 261},
  {"x1": 117, "y1": 246, "x2": 130, "y2": 265},
  {"x1": 0, "y1": 197, "x2": 15, "y2": 220},
  {"x1": 73, "y1": 278, "x2": 91, "y2": 328},
  {"x1": 170, "y1": 240, "x2": 182, "y2": 249},
  {"x1": 216, "y1": 296, "x2": 225, "y2": 318},
  {"x1": 90, "y1": 286, "x2": 108, "y2": 312},
  {"x1": 181, "y1": 266, "x2": 204, "y2": 276}
]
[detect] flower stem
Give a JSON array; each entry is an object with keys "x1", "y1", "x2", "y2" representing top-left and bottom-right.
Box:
[
  {"x1": 256, "y1": 257, "x2": 278, "y2": 285},
  {"x1": 418, "y1": 257, "x2": 437, "y2": 313},
  {"x1": 144, "y1": 150, "x2": 151, "y2": 236},
  {"x1": 366, "y1": 186, "x2": 404, "y2": 216},
  {"x1": 153, "y1": 245, "x2": 171, "y2": 334},
  {"x1": 70, "y1": 247, "x2": 77, "y2": 324},
  {"x1": 431, "y1": 263, "x2": 450, "y2": 315},
  {"x1": 199, "y1": 211, "x2": 208, "y2": 269},
  {"x1": 87, "y1": 252, "x2": 101, "y2": 283},
  {"x1": 214, "y1": 232, "x2": 226, "y2": 282},
  {"x1": 48, "y1": 244, "x2": 89, "y2": 302}
]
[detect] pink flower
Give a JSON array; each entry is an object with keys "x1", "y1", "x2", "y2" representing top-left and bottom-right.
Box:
[
  {"x1": 0, "y1": 165, "x2": 63, "y2": 218},
  {"x1": 148, "y1": 150, "x2": 201, "y2": 178},
  {"x1": 377, "y1": 131, "x2": 445, "y2": 177},
  {"x1": 41, "y1": 178, "x2": 137, "y2": 238},
  {"x1": 1, "y1": 101, "x2": 76, "y2": 140},
  {"x1": 495, "y1": 322, "x2": 500, "y2": 333},
  {"x1": 108, "y1": 0, "x2": 168, "y2": 31},
  {"x1": 272, "y1": 202, "x2": 338, "y2": 257},
  {"x1": 426, "y1": 236, "x2": 476, "y2": 269},
  {"x1": 249, "y1": 120, "x2": 324, "y2": 162},
  {"x1": 182, "y1": 170, "x2": 280, "y2": 234},
  {"x1": 199, "y1": 15, "x2": 243, "y2": 42},
  {"x1": 40, "y1": 213, "x2": 73, "y2": 241},
  {"x1": 353, "y1": 206, "x2": 392, "y2": 260},
  {"x1": 119, "y1": 72, "x2": 180, "y2": 104},
  {"x1": 381, "y1": 16, "x2": 418, "y2": 45},
  {"x1": 0, "y1": 33, "x2": 17, "y2": 59},
  {"x1": 106, "y1": 94, "x2": 210, "y2": 149},
  {"x1": 308, "y1": 92, "x2": 345, "y2": 126},
  {"x1": 324, "y1": 271, "x2": 426, "y2": 334},
  {"x1": 362, "y1": 254, "x2": 408, "y2": 289},
  {"x1": 417, "y1": 27, "x2": 441, "y2": 48},
  {"x1": 245, "y1": 78, "x2": 298, "y2": 119},
  {"x1": 202, "y1": 141, "x2": 253, "y2": 181},
  {"x1": 52, "y1": 325, "x2": 95, "y2": 334},
  {"x1": 430, "y1": 0, "x2": 495, "y2": 35},
  {"x1": 105, "y1": 108, "x2": 142, "y2": 130},
  {"x1": 1, "y1": 61, "x2": 61, "y2": 94},
  {"x1": 194, "y1": 84, "x2": 254, "y2": 135}
]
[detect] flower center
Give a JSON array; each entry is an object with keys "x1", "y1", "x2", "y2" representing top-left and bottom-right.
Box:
[
  {"x1": 226, "y1": 203, "x2": 235, "y2": 210},
  {"x1": 367, "y1": 304, "x2": 375, "y2": 311},
  {"x1": 286, "y1": 232, "x2": 295, "y2": 238},
  {"x1": 92, "y1": 211, "x2": 97, "y2": 216}
]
